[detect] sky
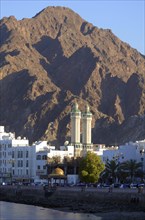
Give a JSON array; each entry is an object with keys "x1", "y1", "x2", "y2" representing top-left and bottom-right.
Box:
[{"x1": 0, "y1": 0, "x2": 145, "y2": 55}]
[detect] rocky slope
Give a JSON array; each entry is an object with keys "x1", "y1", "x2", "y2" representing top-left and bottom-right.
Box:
[{"x1": 0, "y1": 6, "x2": 145, "y2": 145}]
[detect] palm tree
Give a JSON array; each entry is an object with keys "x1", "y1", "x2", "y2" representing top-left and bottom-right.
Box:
[
  {"x1": 120, "y1": 159, "x2": 142, "y2": 182},
  {"x1": 104, "y1": 160, "x2": 120, "y2": 183}
]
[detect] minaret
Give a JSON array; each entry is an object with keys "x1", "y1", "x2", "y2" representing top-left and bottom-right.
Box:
[
  {"x1": 82, "y1": 104, "x2": 93, "y2": 152},
  {"x1": 70, "y1": 102, "x2": 82, "y2": 158}
]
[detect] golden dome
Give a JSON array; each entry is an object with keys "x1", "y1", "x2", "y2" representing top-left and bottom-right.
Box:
[{"x1": 52, "y1": 167, "x2": 64, "y2": 176}]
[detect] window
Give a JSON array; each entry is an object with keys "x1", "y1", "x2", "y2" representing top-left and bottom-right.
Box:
[
  {"x1": 20, "y1": 151, "x2": 23, "y2": 158},
  {"x1": 21, "y1": 161, "x2": 23, "y2": 167},
  {"x1": 26, "y1": 151, "x2": 29, "y2": 158},
  {"x1": 37, "y1": 165, "x2": 40, "y2": 170},
  {"x1": 36, "y1": 155, "x2": 41, "y2": 160},
  {"x1": 42, "y1": 155, "x2": 47, "y2": 160},
  {"x1": 12, "y1": 151, "x2": 14, "y2": 158},
  {"x1": 26, "y1": 170, "x2": 29, "y2": 175},
  {"x1": 26, "y1": 160, "x2": 29, "y2": 167},
  {"x1": 18, "y1": 151, "x2": 20, "y2": 158},
  {"x1": 18, "y1": 160, "x2": 21, "y2": 167}
]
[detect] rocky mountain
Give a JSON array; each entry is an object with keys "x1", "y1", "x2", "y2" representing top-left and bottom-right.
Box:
[{"x1": 0, "y1": 6, "x2": 145, "y2": 146}]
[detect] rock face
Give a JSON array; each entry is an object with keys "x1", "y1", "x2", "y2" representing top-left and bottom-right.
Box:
[{"x1": 0, "y1": 6, "x2": 145, "y2": 145}]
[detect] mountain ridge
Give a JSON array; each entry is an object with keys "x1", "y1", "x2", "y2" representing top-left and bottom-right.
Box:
[{"x1": 0, "y1": 6, "x2": 145, "y2": 145}]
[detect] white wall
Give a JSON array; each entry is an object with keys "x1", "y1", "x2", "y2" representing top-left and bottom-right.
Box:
[
  {"x1": 102, "y1": 140, "x2": 145, "y2": 171},
  {"x1": 67, "y1": 174, "x2": 79, "y2": 184}
]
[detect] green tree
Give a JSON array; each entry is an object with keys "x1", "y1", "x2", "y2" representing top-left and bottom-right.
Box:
[
  {"x1": 120, "y1": 159, "x2": 142, "y2": 182},
  {"x1": 79, "y1": 152, "x2": 105, "y2": 183}
]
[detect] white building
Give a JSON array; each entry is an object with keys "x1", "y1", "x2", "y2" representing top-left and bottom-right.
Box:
[
  {"x1": 0, "y1": 126, "x2": 75, "y2": 183},
  {"x1": 0, "y1": 126, "x2": 30, "y2": 183},
  {"x1": 35, "y1": 144, "x2": 74, "y2": 180},
  {"x1": 102, "y1": 140, "x2": 145, "y2": 171},
  {"x1": 93, "y1": 144, "x2": 109, "y2": 159}
]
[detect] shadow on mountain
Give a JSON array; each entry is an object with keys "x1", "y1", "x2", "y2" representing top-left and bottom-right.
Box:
[
  {"x1": 125, "y1": 73, "x2": 143, "y2": 116},
  {"x1": 0, "y1": 69, "x2": 36, "y2": 127},
  {"x1": 54, "y1": 46, "x2": 98, "y2": 95},
  {"x1": 99, "y1": 73, "x2": 126, "y2": 122},
  {"x1": 0, "y1": 23, "x2": 11, "y2": 46},
  {"x1": 33, "y1": 35, "x2": 67, "y2": 71},
  {"x1": 34, "y1": 37, "x2": 98, "y2": 96},
  {"x1": 26, "y1": 90, "x2": 73, "y2": 144},
  {"x1": 0, "y1": 50, "x2": 20, "y2": 67},
  {"x1": 92, "y1": 117, "x2": 118, "y2": 145}
]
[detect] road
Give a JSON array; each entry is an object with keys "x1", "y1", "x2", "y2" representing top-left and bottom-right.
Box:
[{"x1": 1, "y1": 185, "x2": 144, "y2": 194}]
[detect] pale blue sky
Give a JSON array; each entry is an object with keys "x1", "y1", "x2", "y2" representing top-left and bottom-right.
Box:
[{"x1": 1, "y1": 0, "x2": 145, "y2": 54}]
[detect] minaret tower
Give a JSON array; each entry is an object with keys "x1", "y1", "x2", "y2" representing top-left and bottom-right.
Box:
[
  {"x1": 70, "y1": 102, "x2": 82, "y2": 158},
  {"x1": 82, "y1": 104, "x2": 93, "y2": 152}
]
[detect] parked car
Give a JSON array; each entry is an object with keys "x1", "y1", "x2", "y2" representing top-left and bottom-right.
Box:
[
  {"x1": 120, "y1": 183, "x2": 130, "y2": 188},
  {"x1": 102, "y1": 184, "x2": 110, "y2": 188},
  {"x1": 68, "y1": 183, "x2": 76, "y2": 187},
  {"x1": 137, "y1": 183, "x2": 144, "y2": 188},
  {"x1": 76, "y1": 183, "x2": 86, "y2": 187},
  {"x1": 114, "y1": 183, "x2": 121, "y2": 188},
  {"x1": 130, "y1": 183, "x2": 138, "y2": 188}
]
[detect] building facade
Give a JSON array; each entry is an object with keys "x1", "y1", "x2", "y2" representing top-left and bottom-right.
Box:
[
  {"x1": 102, "y1": 140, "x2": 145, "y2": 172},
  {"x1": 0, "y1": 126, "x2": 31, "y2": 183},
  {"x1": 0, "y1": 126, "x2": 75, "y2": 183}
]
